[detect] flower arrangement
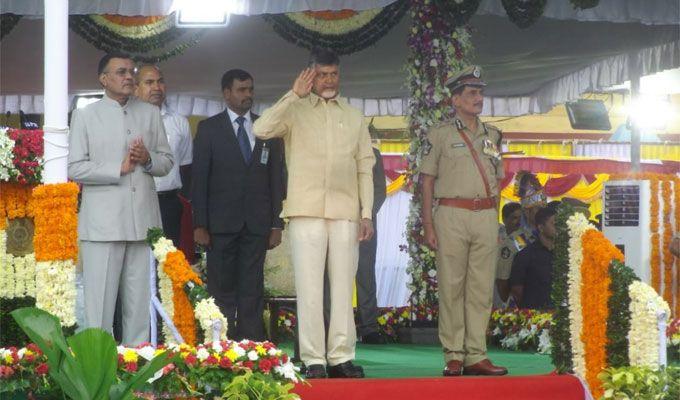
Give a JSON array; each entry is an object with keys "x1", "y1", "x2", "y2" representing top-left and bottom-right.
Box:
[
  {"x1": 566, "y1": 212, "x2": 594, "y2": 378},
  {"x1": 276, "y1": 309, "x2": 297, "y2": 338},
  {"x1": 377, "y1": 306, "x2": 411, "y2": 339},
  {"x1": 0, "y1": 129, "x2": 44, "y2": 185},
  {"x1": 0, "y1": 340, "x2": 302, "y2": 398},
  {"x1": 628, "y1": 281, "x2": 670, "y2": 370},
  {"x1": 31, "y1": 183, "x2": 79, "y2": 328},
  {"x1": 661, "y1": 180, "x2": 674, "y2": 308},
  {"x1": 580, "y1": 229, "x2": 622, "y2": 397},
  {"x1": 147, "y1": 228, "x2": 228, "y2": 345},
  {"x1": 551, "y1": 203, "x2": 673, "y2": 398},
  {"x1": 487, "y1": 308, "x2": 553, "y2": 354},
  {"x1": 404, "y1": 0, "x2": 473, "y2": 323},
  {"x1": 668, "y1": 318, "x2": 680, "y2": 360}
]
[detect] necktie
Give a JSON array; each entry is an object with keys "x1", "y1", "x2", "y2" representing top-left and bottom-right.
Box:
[{"x1": 235, "y1": 116, "x2": 252, "y2": 163}]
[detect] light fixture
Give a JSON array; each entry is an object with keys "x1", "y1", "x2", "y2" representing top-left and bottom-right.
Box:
[
  {"x1": 173, "y1": 0, "x2": 230, "y2": 27},
  {"x1": 626, "y1": 96, "x2": 673, "y2": 131}
]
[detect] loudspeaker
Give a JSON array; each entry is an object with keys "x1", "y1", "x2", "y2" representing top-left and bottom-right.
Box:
[{"x1": 565, "y1": 99, "x2": 611, "y2": 131}]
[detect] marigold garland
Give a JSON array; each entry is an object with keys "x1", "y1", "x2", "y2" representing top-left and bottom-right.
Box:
[
  {"x1": 580, "y1": 229, "x2": 623, "y2": 398},
  {"x1": 30, "y1": 183, "x2": 79, "y2": 262},
  {"x1": 163, "y1": 250, "x2": 203, "y2": 346},
  {"x1": 675, "y1": 176, "x2": 680, "y2": 318},
  {"x1": 649, "y1": 177, "x2": 661, "y2": 293},
  {"x1": 0, "y1": 182, "x2": 34, "y2": 222},
  {"x1": 661, "y1": 180, "x2": 674, "y2": 308}
]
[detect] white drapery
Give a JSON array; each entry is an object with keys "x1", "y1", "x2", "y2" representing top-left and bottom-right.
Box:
[{"x1": 375, "y1": 190, "x2": 412, "y2": 308}]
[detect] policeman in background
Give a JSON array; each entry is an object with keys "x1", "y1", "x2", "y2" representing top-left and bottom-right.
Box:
[
  {"x1": 421, "y1": 65, "x2": 508, "y2": 377},
  {"x1": 495, "y1": 172, "x2": 546, "y2": 306}
]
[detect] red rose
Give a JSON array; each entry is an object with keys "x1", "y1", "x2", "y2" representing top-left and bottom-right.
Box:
[
  {"x1": 205, "y1": 355, "x2": 218, "y2": 365},
  {"x1": 117, "y1": 354, "x2": 125, "y2": 366},
  {"x1": 35, "y1": 363, "x2": 49, "y2": 375},
  {"x1": 282, "y1": 354, "x2": 289, "y2": 363},
  {"x1": 219, "y1": 357, "x2": 232, "y2": 369},
  {"x1": 258, "y1": 359, "x2": 272, "y2": 373},
  {"x1": 243, "y1": 361, "x2": 254, "y2": 369},
  {"x1": 184, "y1": 354, "x2": 198, "y2": 366},
  {"x1": 24, "y1": 353, "x2": 35, "y2": 363},
  {"x1": 125, "y1": 362, "x2": 138, "y2": 373}
]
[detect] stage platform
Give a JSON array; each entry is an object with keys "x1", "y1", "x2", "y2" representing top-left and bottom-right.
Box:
[{"x1": 277, "y1": 342, "x2": 588, "y2": 400}]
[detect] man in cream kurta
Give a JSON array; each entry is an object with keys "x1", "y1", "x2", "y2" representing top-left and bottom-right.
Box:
[
  {"x1": 68, "y1": 54, "x2": 173, "y2": 345},
  {"x1": 253, "y1": 49, "x2": 374, "y2": 379}
]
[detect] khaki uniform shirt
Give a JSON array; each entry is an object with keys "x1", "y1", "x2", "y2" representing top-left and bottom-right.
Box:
[
  {"x1": 68, "y1": 95, "x2": 174, "y2": 241},
  {"x1": 420, "y1": 116, "x2": 504, "y2": 199},
  {"x1": 253, "y1": 91, "x2": 374, "y2": 221},
  {"x1": 497, "y1": 224, "x2": 537, "y2": 280}
]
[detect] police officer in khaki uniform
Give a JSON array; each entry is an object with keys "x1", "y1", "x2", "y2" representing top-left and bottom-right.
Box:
[
  {"x1": 496, "y1": 172, "x2": 546, "y2": 306},
  {"x1": 421, "y1": 65, "x2": 508, "y2": 377}
]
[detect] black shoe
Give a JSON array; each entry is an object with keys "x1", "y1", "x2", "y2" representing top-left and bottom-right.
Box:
[
  {"x1": 304, "y1": 364, "x2": 328, "y2": 379},
  {"x1": 327, "y1": 361, "x2": 365, "y2": 378},
  {"x1": 361, "y1": 331, "x2": 387, "y2": 344}
]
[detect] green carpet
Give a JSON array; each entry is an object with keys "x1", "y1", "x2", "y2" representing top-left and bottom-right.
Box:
[{"x1": 277, "y1": 342, "x2": 555, "y2": 378}]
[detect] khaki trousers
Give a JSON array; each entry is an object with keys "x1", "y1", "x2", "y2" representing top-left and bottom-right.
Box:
[
  {"x1": 434, "y1": 206, "x2": 498, "y2": 366},
  {"x1": 289, "y1": 217, "x2": 359, "y2": 366},
  {"x1": 81, "y1": 240, "x2": 150, "y2": 346}
]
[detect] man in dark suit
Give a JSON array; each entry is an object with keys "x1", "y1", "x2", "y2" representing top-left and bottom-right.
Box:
[
  {"x1": 356, "y1": 146, "x2": 387, "y2": 343},
  {"x1": 192, "y1": 69, "x2": 284, "y2": 341}
]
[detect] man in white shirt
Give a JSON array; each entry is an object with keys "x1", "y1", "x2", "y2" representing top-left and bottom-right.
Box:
[{"x1": 135, "y1": 65, "x2": 193, "y2": 247}]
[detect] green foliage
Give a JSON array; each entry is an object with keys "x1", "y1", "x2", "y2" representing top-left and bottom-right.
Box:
[
  {"x1": 11, "y1": 307, "x2": 175, "y2": 400},
  {"x1": 550, "y1": 202, "x2": 575, "y2": 372},
  {"x1": 598, "y1": 366, "x2": 680, "y2": 400},
  {"x1": 1, "y1": 297, "x2": 34, "y2": 346},
  {"x1": 217, "y1": 370, "x2": 300, "y2": 400},
  {"x1": 606, "y1": 260, "x2": 639, "y2": 367},
  {"x1": 145, "y1": 227, "x2": 165, "y2": 247}
]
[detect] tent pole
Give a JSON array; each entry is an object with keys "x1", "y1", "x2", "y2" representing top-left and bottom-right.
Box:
[
  {"x1": 629, "y1": 55, "x2": 641, "y2": 173},
  {"x1": 43, "y1": 0, "x2": 69, "y2": 184}
]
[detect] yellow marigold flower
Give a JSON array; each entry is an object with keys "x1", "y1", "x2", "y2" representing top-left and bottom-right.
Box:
[
  {"x1": 256, "y1": 345, "x2": 266, "y2": 356},
  {"x1": 225, "y1": 349, "x2": 239, "y2": 362},
  {"x1": 123, "y1": 349, "x2": 138, "y2": 363}
]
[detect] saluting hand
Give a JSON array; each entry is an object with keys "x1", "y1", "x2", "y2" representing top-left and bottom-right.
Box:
[{"x1": 292, "y1": 68, "x2": 315, "y2": 98}]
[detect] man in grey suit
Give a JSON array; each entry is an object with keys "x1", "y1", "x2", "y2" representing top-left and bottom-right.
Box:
[{"x1": 68, "y1": 53, "x2": 173, "y2": 345}]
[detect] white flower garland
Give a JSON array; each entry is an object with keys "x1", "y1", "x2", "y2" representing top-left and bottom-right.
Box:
[
  {"x1": 152, "y1": 237, "x2": 177, "y2": 343},
  {"x1": 35, "y1": 260, "x2": 76, "y2": 327},
  {"x1": 194, "y1": 297, "x2": 228, "y2": 342},
  {"x1": 628, "y1": 281, "x2": 670, "y2": 369},
  {"x1": 0, "y1": 230, "x2": 37, "y2": 299},
  {"x1": 150, "y1": 235, "x2": 228, "y2": 343},
  {"x1": 566, "y1": 213, "x2": 595, "y2": 379},
  {"x1": 0, "y1": 128, "x2": 15, "y2": 181}
]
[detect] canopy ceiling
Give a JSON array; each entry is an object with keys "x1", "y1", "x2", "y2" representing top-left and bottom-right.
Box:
[{"x1": 1, "y1": 5, "x2": 678, "y2": 116}]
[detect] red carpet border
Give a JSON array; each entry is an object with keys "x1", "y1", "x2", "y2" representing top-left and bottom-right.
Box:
[{"x1": 293, "y1": 374, "x2": 586, "y2": 400}]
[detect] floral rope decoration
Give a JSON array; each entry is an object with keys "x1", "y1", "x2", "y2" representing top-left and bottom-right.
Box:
[
  {"x1": 550, "y1": 203, "x2": 575, "y2": 372},
  {"x1": 606, "y1": 260, "x2": 638, "y2": 367},
  {"x1": 69, "y1": 14, "x2": 206, "y2": 63},
  {"x1": 675, "y1": 176, "x2": 680, "y2": 318},
  {"x1": 650, "y1": 177, "x2": 662, "y2": 294},
  {"x1": 566, "y1": 212, "x2": 594, "y2": 378},
  {"x1": 3, "y1": 129, "x2": 44, "y2": 185},
  {"x1": 0, "y1": 183, "x2": 35, "y2": 221},
  {"x1": 661, "y1": 180, "x2": 674, "y2": 308},
  {"x1": 263, "y1": 1, "x2": 409, "y2": 55},
  {"x1": 147, "y1": 228, "x2": 228, "y2": 345},
  {"x1": 404, "y1": 0, "x2": 473, "y2": 322},
  {"x1": 628, "y1": 281, "x2": 670, "y2": 369},
  {"x1": 31, "y1": 183, "x2": 79, "y2": 327},
  {"x1": 580, "y1": 229, "x2": 622, "y2": 398}
]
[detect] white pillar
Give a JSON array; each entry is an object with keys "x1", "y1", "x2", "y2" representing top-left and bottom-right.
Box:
[{"x1": 43, "y1": 0, "x2": 69, "y2": 184}]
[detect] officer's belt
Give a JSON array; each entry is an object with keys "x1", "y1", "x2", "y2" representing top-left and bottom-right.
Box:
[{"x1": 439, "y1": 197, "x2": 496, "y2": 211}]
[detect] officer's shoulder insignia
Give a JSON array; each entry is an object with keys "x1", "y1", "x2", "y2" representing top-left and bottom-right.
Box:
[
  {"x1": 454, "y1": 119, "x2": 464, "y2": 130},
  {"x1": 501, "y1": 247, "x2": 511, "y2": 259}
]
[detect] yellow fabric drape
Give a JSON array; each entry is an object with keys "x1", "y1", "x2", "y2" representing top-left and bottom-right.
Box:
[{"x1": 386, "y1": 174, "x2": 407, "y2": 196}]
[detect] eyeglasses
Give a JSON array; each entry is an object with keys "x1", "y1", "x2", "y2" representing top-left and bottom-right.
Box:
[{"x1": 106, "y1": 68, "x2": 136, "y2": 77}]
